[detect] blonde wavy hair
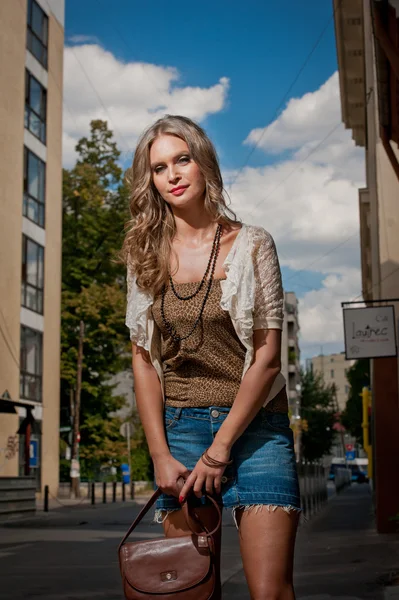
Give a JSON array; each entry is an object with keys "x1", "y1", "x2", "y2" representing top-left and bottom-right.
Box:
[{"x1": 121, "y1": 115, "x2": 239, "y2": 294}]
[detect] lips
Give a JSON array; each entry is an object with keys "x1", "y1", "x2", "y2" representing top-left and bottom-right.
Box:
[{"x1": 170, "y1": 185, "x2": 188, "y2": 196}]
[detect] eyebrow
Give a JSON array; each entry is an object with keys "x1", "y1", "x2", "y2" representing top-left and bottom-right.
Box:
[{"x1": 150, "y1": 152, "x2": 190, "y2": 170}]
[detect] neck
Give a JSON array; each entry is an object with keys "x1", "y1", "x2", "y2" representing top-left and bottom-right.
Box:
[{"x1": 173, "y1": 211, "x2": 218, "y2": 246}]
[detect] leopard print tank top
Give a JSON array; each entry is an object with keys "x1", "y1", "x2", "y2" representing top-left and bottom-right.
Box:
[{"x1": 152, "y1": 279, "x2": 288, "y2": 412}]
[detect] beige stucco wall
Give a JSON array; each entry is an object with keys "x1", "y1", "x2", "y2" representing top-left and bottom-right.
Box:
[
  {"x1": 41, "y1": 12, "x2": 63, "y2": 495},
  {"x1": 0, "y1": 1, "x2": 26, "y2": 477},
  {"x1": 376, "y1": 141, "x2": 399, "y2": 299},
  {"x1": 312, "y1": 353, "x2": 355, "y2": 412},
  {"x1": 0, "y1": 3, "x2": 64, "y2": 493}
]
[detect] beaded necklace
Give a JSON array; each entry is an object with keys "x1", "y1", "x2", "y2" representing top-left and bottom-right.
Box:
[{"x1": 161, "y1": 223, "x2": 222, "y2": 342}]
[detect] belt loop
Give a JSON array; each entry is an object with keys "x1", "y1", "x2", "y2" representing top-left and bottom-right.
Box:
[{"x1": 175, "y1": 407, "x2": 182, "y2": 420}]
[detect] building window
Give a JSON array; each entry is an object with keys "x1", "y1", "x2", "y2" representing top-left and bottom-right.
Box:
[
  {"x1": 25, "y1": 70, "x2": 47, "y2": 143},
  {"x1": 331, "y1": 369, "x2": 334, "y2": 378},
  {"x1": 23, "y1": 147, "x2": 45, "y2": 227},
  {"x1": 20, "y1": 326, "x2": 42, "y2": 402},
  {"x1": 27, "y1": 0, "x2": 48, "y2": 68},
  {"x1": 21, "y1": 236, "x2": 44, "y2": 314}
]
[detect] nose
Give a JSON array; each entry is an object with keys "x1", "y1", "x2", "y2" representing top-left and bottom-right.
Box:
[{"x1": 168, "y1": 165, "x2": 180, "y2": 182}]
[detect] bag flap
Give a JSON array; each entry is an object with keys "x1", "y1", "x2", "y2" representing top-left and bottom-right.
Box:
[{"x1": 120, "y1": 534, "x2": 212, "y2": 594}]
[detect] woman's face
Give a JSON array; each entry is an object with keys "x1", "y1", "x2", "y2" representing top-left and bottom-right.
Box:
[{"x1": 150, "y1": 134, "x2": 206, "y2": 211}]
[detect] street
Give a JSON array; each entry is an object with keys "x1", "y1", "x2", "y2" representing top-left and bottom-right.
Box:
[
  {"x1": 0, "y1": 496, "x2": 241, "y2": 600},
  {"x1": 1, "y1": 485, "x2": 399, "y2": 599}
]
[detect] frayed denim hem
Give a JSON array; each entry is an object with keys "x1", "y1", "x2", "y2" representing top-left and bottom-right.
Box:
[
  {"x1": 154, "y1": 503, "x2": 302, "y2": 528},
  {"x1": 231, "y1": 504, "x2": 302, "y2": 530},
  {"x1": 154, "y1": 508, "x2": 181, "y2": 524}
]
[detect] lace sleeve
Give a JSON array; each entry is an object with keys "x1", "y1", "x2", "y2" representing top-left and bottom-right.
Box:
[
  {"x1": 125, "y1": 267, "x2": 152, "y2": 350},
  {"x1": 252, "y1": 229, "x2": 284, "y2": 330}
]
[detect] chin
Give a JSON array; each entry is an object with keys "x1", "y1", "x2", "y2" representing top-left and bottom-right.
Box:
[{"x1": 168, "y1": 194, "x2": 198, "y2": 210}]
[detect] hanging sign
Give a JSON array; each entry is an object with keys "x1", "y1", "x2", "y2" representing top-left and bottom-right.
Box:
[{"x1": 343, "y1": 305, "x2": 397, "y2": 359}]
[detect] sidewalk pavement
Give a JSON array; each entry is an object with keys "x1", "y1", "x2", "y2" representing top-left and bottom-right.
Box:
[
  {"x1": 34, "y1": 491, "x2": 153, "y2": 512},
  {"x1": 222, "y1": 484, "x2": 399, "y2": 599}
]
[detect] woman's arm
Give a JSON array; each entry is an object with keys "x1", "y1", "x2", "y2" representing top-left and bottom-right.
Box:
[
  {"x1": 179, "y1": 328, "x2": 281, "y2": 501},
  {"x1": 132, "y1": 343, "x2": 190, "y2": 496}
]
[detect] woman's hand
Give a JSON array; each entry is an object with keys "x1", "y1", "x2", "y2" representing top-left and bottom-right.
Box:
[
  {"x1": 179, "y1": 445, "x2": 231, "y2": 502},
  {"x1": 153, "y1": 454, "x2": 191, "y2": 498}
]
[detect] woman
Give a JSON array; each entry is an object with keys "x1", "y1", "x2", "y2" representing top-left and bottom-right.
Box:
[{"x1": 122, "y1": 115, "x2": 301, "y2": 600}]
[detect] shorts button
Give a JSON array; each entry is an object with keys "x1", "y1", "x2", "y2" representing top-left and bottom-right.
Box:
[
  {"x1": 211, "y1": 409, "x2": 219, "y2": 418},
  {"x1": 221, "y1": 476, "x2": 228, "y2": 483}
]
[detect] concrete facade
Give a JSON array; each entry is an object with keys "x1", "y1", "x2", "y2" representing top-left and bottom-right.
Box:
[
  {"x1": 0, "y1": 0, "x2": 64, "y2": 495},
  {"x1": 311, "y1": 352, "x2": 355, "y2": 413},
  {"x1": 281, "y1": 292, "x2": 301, "y2": 414},
  {"x1": 334, "y1": 0, "x2": 399, "y2": 532}
]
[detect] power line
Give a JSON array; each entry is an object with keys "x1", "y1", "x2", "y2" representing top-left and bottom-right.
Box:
[
  {"x1": 350, "y1": 264, "x2": 399, "y2": 303},
  {"x1": 283, "y1": 231, "x2": 359, "y2": 285},
  {"x1": 0, "y1": 324, "x2": 20, "y2": 370},
  {"x1": 0, "y1": 307, "x2": 19, "y2": 358},
  {"x1": 68, "y1": 46, "x2": 132, "y2": 153},
  {"x1": 94, "y1": 0, "x2": 166, "y2": 99},
  {"x1": 247, "y1": 121, "x2": 343, "y2": 215},
  {"x1": 228, "y1": 0, "x2": 344, "y2": 191}
]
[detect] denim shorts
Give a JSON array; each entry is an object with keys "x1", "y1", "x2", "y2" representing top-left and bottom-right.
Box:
[{"x1": 155, "y1": 404, "x2": 301, "y2": 519}]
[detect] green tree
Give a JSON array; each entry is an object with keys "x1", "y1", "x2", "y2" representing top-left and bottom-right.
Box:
[
  {"x1": 300, "y1": 369, "x2": 337, "y2": 461},
  {"x1": 61, "y1": 120, "x2": 132, "y2": 476},
  {"x1": 341, "y1": 359, "x2": 370, "y2": 446},
  {"x1": 129, "y1": 410, "x2": 153, "y2": 482}
]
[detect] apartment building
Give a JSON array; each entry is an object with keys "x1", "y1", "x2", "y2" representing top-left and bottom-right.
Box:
[
  {"x1": 0, "y1": 0, "x2": 64, "y2": 495},
  {"x1": 333, "y1": 0, "x2": 399, "y2": 532},
  {"x1": 311, "y1": 352, "x2": 355, "y2": 412},
  {"x1": 281, "y1": 292, "x2": 301, "y2": 417}
]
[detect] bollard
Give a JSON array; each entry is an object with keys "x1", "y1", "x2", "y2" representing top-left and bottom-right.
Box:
[
  {"x1": 112, "y1": 481, "x2": 117, "y2": 503},
  {"x1": 103, "y1": 481, "x2": 107, "y2": 503},
  {"x1": 131, "y1": 481, "x2": 135, "y2": 500},
  {"x1": 44, "y1": 485, "x2": 49, "y2": 512},
  {"x1": 87, "y1": 481, "x2": 90, "y2": 499},
  {"x1": 91, "y1": 482, "x2": 95, "y2": 505},
  {"x1": 122, "y1": 482, "x2": 126, "y2": 502}
]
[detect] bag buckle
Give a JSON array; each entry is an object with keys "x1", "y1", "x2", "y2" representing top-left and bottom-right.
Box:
[
  {"x1": 161, "y1": 570, "x2": 177, "y2": 582},
  {"x1": 197, "y1": 535, "x2": 209, "y2": 548}
]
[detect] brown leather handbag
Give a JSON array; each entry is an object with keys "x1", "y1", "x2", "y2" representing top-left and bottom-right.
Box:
[{"x1": 118, "y1": 488, "x2": 222, "y2": 599}]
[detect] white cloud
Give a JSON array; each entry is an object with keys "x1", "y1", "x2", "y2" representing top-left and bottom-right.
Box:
[
  {"x1": 67, "y1": 35, "x2": 100, "y2": 44},
  {"x1": 227, "y1": 71, "x2": 366, "y2": 352},
  {"x1": 298, "y1": 269, "x2": 361, "y2": 347},
  {"x1": 63, "y1": 44, "x2": 229, "y2": 167}
]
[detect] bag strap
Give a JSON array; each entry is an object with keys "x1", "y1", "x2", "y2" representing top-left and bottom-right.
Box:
[{"x1": 118, "y1": 488, "x2": 222, "y2": 552}]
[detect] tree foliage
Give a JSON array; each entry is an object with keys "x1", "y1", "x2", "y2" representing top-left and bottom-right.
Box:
[
  {"x1": 61, "y1": 120, "x2": 132, "y2": 475},
  {"x1": 341, "y1": 359, "x2": 370, "y2": 446},
  {"x1": 300, "y1": 369, "x2": 337, "y2": 461}
]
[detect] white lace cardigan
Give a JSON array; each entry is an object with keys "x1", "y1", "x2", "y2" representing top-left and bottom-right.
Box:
[{"x1": 125, "y1": 224, "x2": 286, "y2": 406}]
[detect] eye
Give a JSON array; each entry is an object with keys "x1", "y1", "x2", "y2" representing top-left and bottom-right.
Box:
[
  {"x1": 154, "y1": 165, "x2": 165, "y2": 174},
  {"x1": 178, "y1": 155, "x2": 190, "y2": 164}
]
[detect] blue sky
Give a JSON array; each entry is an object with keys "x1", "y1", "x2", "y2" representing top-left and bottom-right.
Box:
[
  {"x1": 65, "y1": 0, "x2": 338, "y2": 171},
  {"x1": 64, "y1": 1, "x2": 363, "y2": 359}
]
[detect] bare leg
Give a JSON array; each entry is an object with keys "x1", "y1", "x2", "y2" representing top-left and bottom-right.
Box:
[
  {"x1": 163, "y1": 505, "x2": 222, "y2": 599},
  {"x1": 235, "y1": 506, "x2": 299, "y2": 600}
]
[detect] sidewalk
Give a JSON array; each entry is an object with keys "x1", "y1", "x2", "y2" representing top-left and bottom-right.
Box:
[{"x1": 222, "y1": 484, "x2": 399, "y2": 599}]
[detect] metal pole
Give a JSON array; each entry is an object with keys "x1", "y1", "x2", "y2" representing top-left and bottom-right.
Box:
[
  {"x1": 71, "y1": 321, "x2": 84, "y2": 498},
  {"x1": 112, "y1": 481, "x2": 116, "y2": 503},
  {"x1": 122, "y1": 482, "x2": 126, "y2": 502},
  {"x1": 103, "y1": 481, "x2": 107, "y2": 503},
  {"x1": 44, "y1": 485, "x2": 49, "y2": 512},
  {"x1": 91, "y1": 482, "x2": 95, "y2": 505},
  {"x1": 127, "y1": 425, "x2": 132, "y2": 495}
]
